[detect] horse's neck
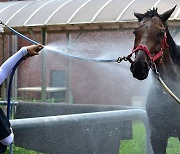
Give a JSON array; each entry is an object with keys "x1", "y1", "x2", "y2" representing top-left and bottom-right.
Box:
[
  {"x1": 157, "y1": 30, "x2": 180, "y2": 81},
  {"x1": 155, "y1": 48, "x2": 179, "y2": 97},
  {"x1": 157, "y1": 48, "x2": 179, "y2": 81},
  {"x1": 150, "y1": 31, "x2": 179, "y2": 105}
]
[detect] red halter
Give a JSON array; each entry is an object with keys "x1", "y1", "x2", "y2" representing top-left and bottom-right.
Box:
[{"x1": 127, "y1": 33, "x2": 169, "y2": 63}]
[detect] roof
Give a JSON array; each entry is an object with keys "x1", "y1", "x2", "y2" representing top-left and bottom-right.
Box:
[{"x1": 0, "y1": 0, "x2": 180, "y2": 29}]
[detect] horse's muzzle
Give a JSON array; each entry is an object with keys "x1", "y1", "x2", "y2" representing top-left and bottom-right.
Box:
[{"x1": 130, "y1": 61, "x2": 150, "y2": 80}]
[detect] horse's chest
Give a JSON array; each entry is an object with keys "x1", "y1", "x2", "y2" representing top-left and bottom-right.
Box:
[{"x1": 146, "y1": 78, "x2": 180, "y2": 125}]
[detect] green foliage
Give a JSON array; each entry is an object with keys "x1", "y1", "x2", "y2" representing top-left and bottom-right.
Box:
[
  {"x1": 5, "y1": 145, "x2": 40, "y2": 154},
  {"x1": 167, "y1": 138, "x2": 180, "y2": 154},
  {"x1": 120, "y1": 121, "x2": 180, "y2": 154},
  {"x1": 120, "y1": 121, "x2": 146, "y2": 154}
]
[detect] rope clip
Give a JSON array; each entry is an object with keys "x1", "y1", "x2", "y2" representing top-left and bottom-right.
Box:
[{"x1": 117, "y1": 56, "x2": 128, "y2": 63}]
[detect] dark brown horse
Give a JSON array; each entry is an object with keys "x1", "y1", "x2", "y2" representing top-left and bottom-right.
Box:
[{"x1": 130, "y1": 6, "x2": 180, "y2": 154}]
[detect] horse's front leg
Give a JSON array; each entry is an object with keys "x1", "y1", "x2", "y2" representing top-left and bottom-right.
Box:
[{"x1": 150, "y1": 129, "x2": 168, "y2": 154}]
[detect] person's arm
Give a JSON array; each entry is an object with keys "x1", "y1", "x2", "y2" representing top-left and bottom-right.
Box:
[
  {"x1": 0, "y1": 47, "x2": 27, "y2": 85},
  {"x1": 0, "y1": 44, "x2": 43, "y2": 85}
]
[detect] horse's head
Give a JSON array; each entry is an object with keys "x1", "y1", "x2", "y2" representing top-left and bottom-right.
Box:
[{"x1": 130, "y1": 6, "x2": 176, "y2": 80}]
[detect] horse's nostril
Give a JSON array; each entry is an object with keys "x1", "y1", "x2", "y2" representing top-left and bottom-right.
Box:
[{"x1": 143, "y1": 62, "x2": 149, "y2": 71}]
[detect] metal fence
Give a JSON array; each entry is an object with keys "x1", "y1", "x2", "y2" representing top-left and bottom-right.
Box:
[{"x1": 10, "y1": 108, "x2": 153, "y2": 154}]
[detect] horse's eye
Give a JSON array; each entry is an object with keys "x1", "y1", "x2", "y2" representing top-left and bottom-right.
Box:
[
  {"x1": 157, "y1": 31, "x2": 164, "y2": 38},
  {"x1": 133, "y1": 30, "x2": 138, "y2": 36}
]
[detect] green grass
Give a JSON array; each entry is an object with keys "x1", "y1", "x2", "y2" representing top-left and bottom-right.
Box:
[
  {"x1": 167, "y1": 138, "x2": 180, "y2": 154},
  {"x1": 120, "y1": 121, "x2": 146, "y2": 154},
  {"x1": 5, "y1": 145, "x2": 40, "y2": 154},
  {"x1": 120, "y1": 121, "x2": 180, "y2": 154}
]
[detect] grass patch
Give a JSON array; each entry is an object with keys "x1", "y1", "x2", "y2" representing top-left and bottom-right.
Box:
[
  {"x1": 120, "y1": 121, "x2": 180, "y2": 154},
  {"x1": 167, "y1": 138, "x2": 180, "y2": 154},
  {"x1": 5, "y1": 145, "x2": 40, "y2": 154},
  {"x1": 120, "y1": 121, "x2": 146, "y2": 154}
]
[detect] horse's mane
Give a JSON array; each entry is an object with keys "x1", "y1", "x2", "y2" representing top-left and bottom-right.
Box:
[
  {"x1": 141, "y1": 8, "x2": 180, "y2": 66},
  {"x1": 140, "y1": 8, "x2": 167, "y2": 26},
  {"x1": 166, "y1": 31, "x2": 180, "y2": 66},
  {"x1": 143, "y1": 8, "x2": 161, "y2": 19}
]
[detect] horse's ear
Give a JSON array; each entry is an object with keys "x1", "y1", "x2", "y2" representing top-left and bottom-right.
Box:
[
  {"x1": 160, "y1": 5, "x2": 177, "y2": 22},
  {"x1": 134, "y1": 12, "x2": 144, "y2": 21}
]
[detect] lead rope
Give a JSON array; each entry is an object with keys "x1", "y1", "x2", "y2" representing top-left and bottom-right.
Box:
[{"x1": 151, "y1": 62, "x2": 180, "y2": 104}]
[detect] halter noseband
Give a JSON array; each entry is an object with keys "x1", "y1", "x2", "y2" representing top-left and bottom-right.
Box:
[{"x1": 127, "y1": 33, "x2": 169, "y2": 63}]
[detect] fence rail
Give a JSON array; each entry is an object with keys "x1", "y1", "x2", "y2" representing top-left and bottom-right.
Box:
[{"x1": 10, "y1": 109, "x2": 153, "y2": 154}]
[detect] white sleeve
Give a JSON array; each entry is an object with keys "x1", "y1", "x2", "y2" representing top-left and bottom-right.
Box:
[
  {"x1": 0, "y1": 47, "x2": 28, "y2": 85},
  {"x1": 0, "y1": 132, "x2": 14, "y2": 145}
]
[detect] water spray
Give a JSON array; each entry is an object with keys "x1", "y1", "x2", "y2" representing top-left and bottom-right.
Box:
[
  {"x1": 0, "y1": 21, "x2": 124, "y2": 120},
  {"x1": 0, "y1": 21, "x2": 125, "y2": 63},
  {"x1": 45, "y1": 45, "x2": 120, "y2": 62}
]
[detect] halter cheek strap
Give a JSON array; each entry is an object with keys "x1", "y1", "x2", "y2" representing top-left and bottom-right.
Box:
[{"x1": 127, "y1": 33, "x2": 169, "y2": 63}]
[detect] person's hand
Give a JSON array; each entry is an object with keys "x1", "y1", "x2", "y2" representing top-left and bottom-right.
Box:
[{"x1": 26, "y1": 44, "x2": 44, "y2": 57}]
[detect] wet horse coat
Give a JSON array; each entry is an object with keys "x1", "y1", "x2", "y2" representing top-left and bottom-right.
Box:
[{"x1": 130, "y1": 6, "x2": 180, "y2": 154}]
